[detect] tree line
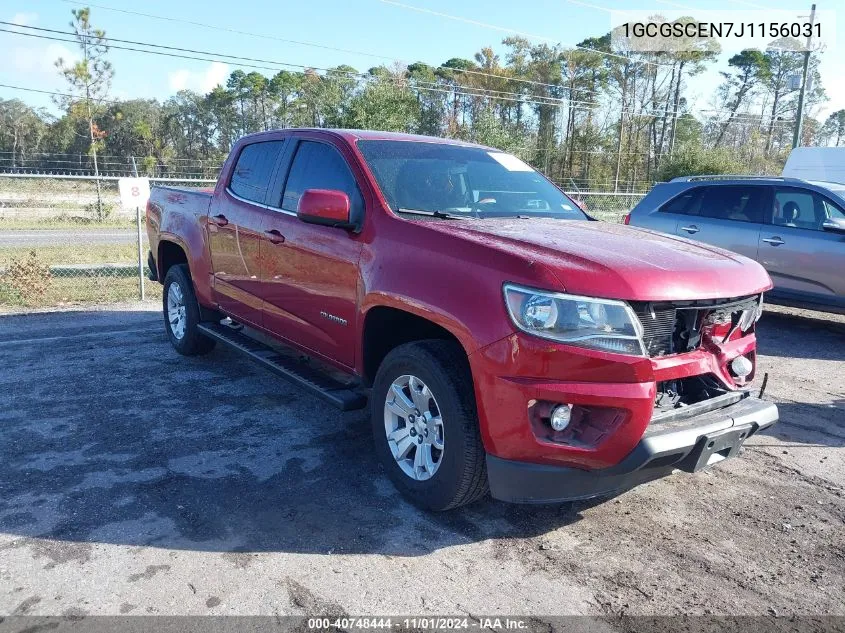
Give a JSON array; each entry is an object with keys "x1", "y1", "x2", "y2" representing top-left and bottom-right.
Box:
[{"x1": 1, "y1": 7, "x2": 844, "y2": 192}]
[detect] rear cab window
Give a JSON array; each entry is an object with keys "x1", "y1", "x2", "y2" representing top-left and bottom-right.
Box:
[{"x1": 229, "y1": 141, "x2": 285, "y2": 204}]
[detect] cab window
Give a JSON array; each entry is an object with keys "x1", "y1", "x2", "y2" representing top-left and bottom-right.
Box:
[
  {"x1": 229, "y1": 141, "x2": 284, "y2": 204},
  {"x1": 281, "y1": 141, "x2": 363, "y2": 220}
]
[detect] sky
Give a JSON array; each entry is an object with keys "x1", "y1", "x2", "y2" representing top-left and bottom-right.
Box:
[{"x1": 1, "y1": 0, "x2": 843, "y2": 123}]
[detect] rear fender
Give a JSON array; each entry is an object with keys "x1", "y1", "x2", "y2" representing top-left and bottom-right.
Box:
[{"x1": 158, "y1": 224, "x2": 213, "y2": 309}]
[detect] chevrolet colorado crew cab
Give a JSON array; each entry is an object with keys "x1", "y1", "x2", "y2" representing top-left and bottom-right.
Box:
[{"x1": 146, "y1": 128, "x2": 778, "y2": 511}]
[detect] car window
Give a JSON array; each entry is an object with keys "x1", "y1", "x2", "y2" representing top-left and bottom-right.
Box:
[
  {"x1": 229, "y1": 141, "x2": 285, "y2": 204},
  {"x1": 356, "y1": 140, "x2": 587, "y2": 220},
  {"x1": 822, "y1": 197, "x2": 845, "y2": 220},
  {"x1": 281, "y1": 141, "x2": 363, "y2": 218},
  {"x1": 698, "y1": 186, "x2": 766, "y2": 223},
  {"x1": 659, "y1": 188, "x2": 704, "y2": 215},
  {"x1": 771, "y1": 188, "x2": 842, "y2": 230}
]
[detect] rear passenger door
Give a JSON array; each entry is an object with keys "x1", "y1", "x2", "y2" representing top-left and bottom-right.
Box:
[
  {"x1": 667, "y1": 185, "x2": 767, "y2": 260},
  {"x1": 208, "y1": 139, "x2": 286, "y2": 327},
  {"x1": 759, "y1": 187, "x2": 845, "y2": 307}
]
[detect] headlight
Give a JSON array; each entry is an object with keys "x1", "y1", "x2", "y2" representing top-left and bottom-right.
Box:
[
  {"x1": 738, "y1": 294, "x2": 764, "y2": 332},
  {"x1": 503, "y1": 284, "x2": 645, "y2": 355}
]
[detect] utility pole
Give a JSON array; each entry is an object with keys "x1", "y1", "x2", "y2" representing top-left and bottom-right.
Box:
[{"x1": 792, "y1": 3, "x2": 816, "y2": 149}]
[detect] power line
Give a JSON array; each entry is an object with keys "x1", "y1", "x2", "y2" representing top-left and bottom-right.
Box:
[
  {"x1": 3, "y1": 20, "x2": 612, "y2": 105},
  {"x1": 44, "y1": 0, "x2": 793, "y2": 120},
  {"x1": 0, "y1": 26, "x2": 316, "y2": 75},
  {"x1": 0, "y1": 26, "x2": 628, "y2": 116},
  {"x1": 0, "y1": 82, "x2": 121, "y2": 105},
  {"x1": 57, "y1": 0, "x2": 394, "y2": 61},
  {"x1": 53, "y1": 0, "x2": 599, "y2": 98},
  {"x1": 380, "y1": 0, "x2": 667, "y2": 67},
  {"x1": 0, "y1": 26, "x2": 793, "y2": 124},
  {"x1": 3, "y1": 20, "x2": 607, "y2": 108},
  {"x1": 0, "y1": 26, "x2": 607, "y2": 114}
]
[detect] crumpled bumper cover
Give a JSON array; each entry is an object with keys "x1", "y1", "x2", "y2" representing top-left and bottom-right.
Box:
[{"x1": 487, "y1": 394, "x2": 778, "y2": 504}]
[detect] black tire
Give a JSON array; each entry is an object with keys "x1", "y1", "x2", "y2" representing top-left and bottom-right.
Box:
[
  {"x1": 162, "y1": 264, "x2": 216, "y2": 356},
  {"x1": 371, "y1": 340, "x2": 488, "y2": 511}
]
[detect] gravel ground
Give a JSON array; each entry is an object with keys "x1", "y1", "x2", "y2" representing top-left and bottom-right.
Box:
[{"x1": 0, "y1": 302, "x2": 843, "y2": 618}]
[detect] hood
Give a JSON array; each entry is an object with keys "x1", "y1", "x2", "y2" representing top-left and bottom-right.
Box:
[{"x1": 418, "y1": 218, "x2": 772, "y2": 301}]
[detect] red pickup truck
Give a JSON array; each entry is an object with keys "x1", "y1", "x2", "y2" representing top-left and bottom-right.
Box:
[{"x1": 146, "y1": 128, "x2": 778, "y2": 510}]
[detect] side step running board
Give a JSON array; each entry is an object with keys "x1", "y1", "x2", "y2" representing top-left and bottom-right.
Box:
[{"x1": 197, "y1": 322, "x2": 367, "y2": 411}]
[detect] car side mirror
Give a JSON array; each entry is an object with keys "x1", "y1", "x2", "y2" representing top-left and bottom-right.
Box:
[
  {"x1": 822, "y1": 218, "x2": 845, "y2": 234},
  {"x1": 297, "y1": 189, "x2": 357, "y2": 230}
]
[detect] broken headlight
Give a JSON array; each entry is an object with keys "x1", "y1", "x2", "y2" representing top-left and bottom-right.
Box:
[
  {"x1": 738, "y1": 295, "x2": 764, "y2": 332},
  {"x1": 504, "y1": 284, "x2": 645, "y2": 355}
]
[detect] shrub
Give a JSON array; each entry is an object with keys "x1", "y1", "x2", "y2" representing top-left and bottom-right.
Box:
[
  {"x1": 656, "y1": 146, "x2": 747, "y2": 182},
  {"x1": 0, "y1": 250, "x2": 52, "y2": 305}
]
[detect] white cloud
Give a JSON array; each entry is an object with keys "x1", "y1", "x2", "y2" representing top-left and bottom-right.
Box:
[
  {"x1": 11, "y1": 42, "x2": 77, "y2": 76},
  {"x1": 11, "y1": 12, "x2": 38, "y2": 26},
  {"x1": 168, "y1": 69, "x2": 191, "y2": 92},
  {"x1": 167, "y1": 62, "x2": 229, "y2": 94},
  {"x1": 201, "y1": 62, "x2": 229, "y2": 92}
]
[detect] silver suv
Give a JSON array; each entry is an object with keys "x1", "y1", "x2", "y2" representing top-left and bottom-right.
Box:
[{"x1": 626, "y1": 176, "x2": 845, "y2": 314}]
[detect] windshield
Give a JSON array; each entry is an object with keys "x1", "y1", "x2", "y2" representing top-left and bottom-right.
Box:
[{"x1": 356, "y1": 140, "x2": 588, "y2": 221}]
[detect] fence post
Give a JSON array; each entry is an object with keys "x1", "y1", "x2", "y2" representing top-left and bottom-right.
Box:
[{"x1": 136, "y1": 205, "x2": 145, "y2": 301}]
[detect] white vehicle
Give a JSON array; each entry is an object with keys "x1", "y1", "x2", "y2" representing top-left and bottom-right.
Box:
[{"x1": 782, "y1": 147, "x2": 845, "y2": 185}]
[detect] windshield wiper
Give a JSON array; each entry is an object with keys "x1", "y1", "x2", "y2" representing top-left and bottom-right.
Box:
[{"x1": 397, "y1": 208, "x2": 468, "y2": 220}]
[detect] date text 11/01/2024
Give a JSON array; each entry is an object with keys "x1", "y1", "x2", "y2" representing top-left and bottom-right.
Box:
[
  {"x1": 307, "y1": 618, "x2": 530, "y2": 630},
  {"x1": 622, "y1": 21, "x2": 821, "y2": 40}
]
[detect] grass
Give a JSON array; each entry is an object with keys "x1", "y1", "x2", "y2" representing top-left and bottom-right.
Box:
[
  {"x1": 0, "y1": 243, "x2": 158, "y2": 309},
  {"x1": 0, "y1": 276, "x2": 161, "y2": 311},
  {"x1": 0, "y1": 244, "x2": 139, "y2": 266},
  {"x1": 0, "y1": 217, "x2": 136, "y2": 230}
]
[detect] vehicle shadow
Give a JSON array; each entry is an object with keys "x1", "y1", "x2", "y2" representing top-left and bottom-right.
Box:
[
  {"x1": 757, "y1": 399, "x2": 845, "y2": 448},
  {"x1": 753, "y1": 308, "x2": 845, "y2": 447},
  {"x1": 757, "y1": 309, "x2": 845, "y2": 361},
  {"x1": 0, "y1": 308, "x2": 607, "y2": 557}
]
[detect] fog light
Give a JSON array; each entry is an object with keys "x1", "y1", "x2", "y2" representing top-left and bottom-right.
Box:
[
  {"x1": 731, "y1": 355, "x2": 753, "y2": 378},
  {"x1": 550, "y1": 404, "x2": 572, "y2": 431}
]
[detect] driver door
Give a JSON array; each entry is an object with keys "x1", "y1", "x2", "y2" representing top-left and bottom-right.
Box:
[
  {"x1": 759, "y1": 187, "x2": 845, "y2": 306},
  {"x1": 259, "y1": 138, "x2": 365, "y2": 368}
]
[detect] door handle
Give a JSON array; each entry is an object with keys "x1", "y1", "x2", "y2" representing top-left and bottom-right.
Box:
[
  {"x1": 762, "y1": 236, "x2": 785, "y2": 246},
  {"x1": 680, "y1": 224, "x2": 700, "y2": 234},
  {"x1": 264, "y1": 229, "x2": 285, "y2": 244},
  {"x1": 212, "y1": 214, "x2": 228, "y2": 227}
]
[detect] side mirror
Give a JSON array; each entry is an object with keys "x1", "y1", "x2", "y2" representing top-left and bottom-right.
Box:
[
  {"x1": 822, "y1": 218, "x2": 845, "y2": 234},
  {"x1": 297, "y1": 189, "x2": 356, "y2": 230}
]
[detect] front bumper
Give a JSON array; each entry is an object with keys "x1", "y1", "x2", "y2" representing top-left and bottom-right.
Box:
[{"x1": 487, "y1": 394, "x2": 778, "y2": 504}]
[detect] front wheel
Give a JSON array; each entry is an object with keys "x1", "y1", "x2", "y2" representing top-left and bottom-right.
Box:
[
  {"x1": 371, "y1": 340, "x2": 488, "y2": 511},
  {"x1": 162, "y1": 264, "x2": 216, "y2": 356}
]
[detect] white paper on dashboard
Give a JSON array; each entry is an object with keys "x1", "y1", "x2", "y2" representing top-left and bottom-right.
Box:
[{"x1": 487, "y1": 152, "x2": 533, "y2": 172}]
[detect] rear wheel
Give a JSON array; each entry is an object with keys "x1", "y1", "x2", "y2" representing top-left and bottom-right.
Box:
[
  {"x1": 371, "y1": 340, "x2": 488, "y2": 511},
  {"x1": 162, "y1": 264, "x2": 216, "y2": 356}
]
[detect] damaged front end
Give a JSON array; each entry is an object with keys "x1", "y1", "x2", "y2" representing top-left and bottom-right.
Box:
[{"x1": 630, "y1": 294, "x2": 765, "y2": 417}]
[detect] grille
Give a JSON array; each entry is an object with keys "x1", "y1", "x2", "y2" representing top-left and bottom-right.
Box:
[
  {"x1": 634, "y1": 305, "x2": 677, "y2": 357},
  {"x1": 632, "y1": 294, "x2": 760, "y2": 358}
]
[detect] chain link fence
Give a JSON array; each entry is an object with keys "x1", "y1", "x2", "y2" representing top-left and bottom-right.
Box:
[
  {"x1": 568, "y1": 192, "x2": 646, "y2": 224},
  {"x1": 0, "y1": 174, "x2": 645, "y2": 311},
  {"x1": 0, "y1": 175, "x2": 215, "y2": 311}
]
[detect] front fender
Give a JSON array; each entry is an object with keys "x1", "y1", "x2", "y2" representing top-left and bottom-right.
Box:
[{"x1": 359, "y1": 292, "x2": 479, "y2": 360}]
